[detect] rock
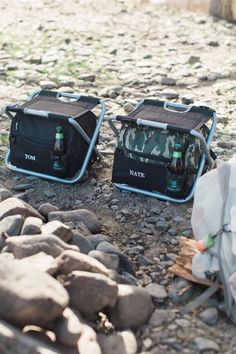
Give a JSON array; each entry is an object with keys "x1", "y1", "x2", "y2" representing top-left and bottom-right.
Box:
[
  {"x1": 0, "y1": 258, "x2": 68, "y2": 327},
  {"x1": 199, "y1": 307, "x2": 219, "y2": 326},
  {"x1": 188, "y1": 55, "x2": 200, "y2": 64},
  {"x1": 98, "y1": 330, "x2": 137, "y2": 354},
  {"x1": 119, "y1": 254, "x2": 135, "y2": 274},
  {"x1": 41, "y1": 221, "x2": 73, "y2": 242},
  {"x1": 6, "y1": 234, "x2": 79, "y2": 258},
  {"x1": 56, "y1": 250, "x2": 109, "y2": 275},
  {"x1": 13, "y1": 183, "x2": 34, "y2": 192},
  {"x1": 40, "y1": 80, "x2": 57, "y2": 89},
  {"x1": 59, "y1": 271, "x2": 118, "y2": 319},
  {"x1": 145, "y1": 283, "x2": 168, "y2": 301},
  {"x1": 161, "y1": 77, "x2": 176, "y2": 86},
  {"x1": 96, "y1": 243, "x2": 134, "y2": 273},
  {"x1": 0, "y1": 319, "x2": 60, "y2": 354},
  {"x1": 181, "y1": 94, "x2": 194, "y2": 104},
  {"x1": 21, "y1": 217, "x2": 43, "y2": 235},
  {"x1": 88, "y1": 250, "x2": 119, "y2": 270},
  {"x1": 0, "y1": 214, "x2": 24, "y2": 240},
  {"x1": 149, "y1": 309, "x2": 177, "y2": 327},
  {"x1": 38, "y1": 203, "x2": 59, "y2": 219},
  {"x1": 78, "y1": 325, "x2": 102, "y2": 354},
  {"x1": 73, "y1": 221, "x2": 91, "y2": 235},
  {"x1": 108, "y1": 270, "x2": 135, "y2": 285},
  {"x1": 19, "y1": 252, "x2": 58, "y2": 275},
  {"x1": 70, "y1": 232, "x2": 94, "y2": 254},
  {"x1": 108, "y1": 284, "x2": 154, "y2": 329},
  {"x1": 96, "y1": 241, "x2": 120, "y2": 254},
  {"x1": 175, "y1": 318, "x2": 191, "y2": 328},
  {"x1": 87, "y1": 234, "x2": 110, "y2": 248},
  {"x1": 160, "y1": 88, "x2": 179, "y2": 99},
  {"x1": 124, "y1": 103, "x2": 134, "y2": 113},
  {"x1": 168, "y1": 278, "x2": 193, "y2": 304},
  {"x1": 14, "y1": 192, "x2": 29, "y2": 203},
  {"x1": 207, "y1": 40, "x2": 219, "y2": 47},
  {"x1": 48, "y1": 209, "x2": 102, "y2": 234},
  {"x1": 22, "y1": 327, "x2": 55, "y2": 347},
  {"x1": 0, "y1": 187, "x2": 12, "y2": 201},
  {"x1": 0, "y1": 197, "x2": 45, "y2": 222},
  {"x1": 43, "y1": 189, "x2": 56, "y2": 198},
  {"x1": 193, "y1": 337, "x2": 219, "y2": 352},
  {"x1": 54, "y1": 307, "x2": 84, "y2": 347},
  {"x1": 79, "y1": 74, "x2": 96, "y2": 82},
  {"x1": 137, "y1": 255, "x2": 153, "y2": 266}
]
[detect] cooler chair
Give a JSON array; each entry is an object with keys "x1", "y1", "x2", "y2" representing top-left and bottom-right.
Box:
[
  {"x1": 108, "y1": 99, "x2": 217, "y2": 203},
  {"x1": 5, "y1": 90, "x2": 106, "y2": 184}
]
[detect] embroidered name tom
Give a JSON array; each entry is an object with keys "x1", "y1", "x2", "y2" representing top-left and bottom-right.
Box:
[{"x1": 25, "y1": 154, "x2": 36, "y2": 161}]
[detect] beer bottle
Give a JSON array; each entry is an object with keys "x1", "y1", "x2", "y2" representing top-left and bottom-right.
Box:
[
  {"x1": 166, "y1": 143, "x2": 185, "y2": 197},
  {"x1": 52, "y1": 126, "x2": 65, "y2": 172}
]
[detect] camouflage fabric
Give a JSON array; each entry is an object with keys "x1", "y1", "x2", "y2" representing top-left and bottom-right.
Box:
[{"x1": 117, "y1": 123, "x2": 209, "y2": 190}]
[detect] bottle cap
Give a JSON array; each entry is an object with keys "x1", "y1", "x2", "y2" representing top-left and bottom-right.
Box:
[
  {"x1": 56, "y1": 126, "x2": 63, "y2": 132},
  {"x1": 174, "y1": 143, "x2": 182, "y2": 149}
]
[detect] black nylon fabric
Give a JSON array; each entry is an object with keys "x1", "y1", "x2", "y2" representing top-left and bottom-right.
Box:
[
  {"x1": 129, "y1": 101, "x2": 213, "y2": 130},
  {"x1": 9, "y1": 110, "x2": 97, "y2": 178},
  {"x1": 22, "y1": 90, "x2": 98, "y2": 118}
]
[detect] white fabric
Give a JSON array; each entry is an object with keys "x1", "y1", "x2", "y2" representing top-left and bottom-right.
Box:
[{"x1": 191, "y1": 155, "x2": 236, "y2": 320}]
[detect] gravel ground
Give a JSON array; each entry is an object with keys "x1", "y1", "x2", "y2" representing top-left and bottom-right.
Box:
[{"x1": 0, "y1": 0, "x2": 236, "y2": 353}]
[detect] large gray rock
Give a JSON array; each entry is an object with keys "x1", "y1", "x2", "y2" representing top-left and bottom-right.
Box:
[
  {"x1": 0, "y1": 214, "x2": 24, "y2": 249},
  {"x1": 0, "y1": 319, "x2": 61, "y2": 354},
  {"x1": 0, "y1": 258, "x2": 69, "y2": 327},
  {"x1": 41, "y1": 220, "x2": 73, "y2": 242},
  {"x1": 54, "y1": 307, "x2": 84, "y2": 347},
  {"x1": 6, "y1": 234, "x2": 79, "y2": 258},
  {"x1": 48, "y1": 209, "x2": 102, "y2": 234},
  {"x1": 56, "y1": 250, "x2": 109, "y2": 276},
  {"x1": 145, "y1": 283, "x2": 168, "y2": 302},
  {"x1": 108, "y1": 285, "x2": 154, "y2": 329},
  {"x1": 78, "y1": 325, "x2": 102, "y2": 354},
  {"x1": 98, "y1": 330, "x2": 137, "y2": 354},
  {"x1": 0, "y1": 214, "x2": 24, "y2": 237},
  {"x1": 96, "y1": 241, "x2": 120, "y2": 254},
  {"x1": 19, "y1": 252, "x2": 58, "y2": 275},
  {"x1": 87, "y1": 234, "x2": 110, "y2": 248},
  {"x1": 193, "y1": 337, "x2": 219, "y2": 352},
  {"x1": 89, "y1": 250, "x2": 119, "y2": 270},
  {"x1": 60, "y1": 271, "x2": 118, "y2": 319},
  {"x1": 70, "y1": 231, "x2": 94, "y2": 254},
  {"x1": 0, "y1": 197, "x2": 45, "y2": 221},
  {"x1": 0, "y1": 187, "x2": 13, "y2": 202},
  {"x1": 21, "y1": 216, "x2": 43, "y2": 235},
  {"x1": 38, "y1": 203, "x2": 59, "y2": 219},
  {"x1": 148, "y1": 309, "x2": 177, "y2": 327}
]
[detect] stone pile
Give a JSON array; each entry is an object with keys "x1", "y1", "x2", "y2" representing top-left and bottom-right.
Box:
[{"x1": 0, "y1": 191, "x2": 155, "y2": 354}]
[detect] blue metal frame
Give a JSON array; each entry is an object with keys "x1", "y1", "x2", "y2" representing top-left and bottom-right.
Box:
[
  {"x1": 5, "y1": 90, "x2": 106, "y2": 184},
  {"x1": 108, "y1": 100, "x2": 217, "y2": 203}
]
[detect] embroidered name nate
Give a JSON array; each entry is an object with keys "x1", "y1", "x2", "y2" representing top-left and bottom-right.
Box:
[{"x1": 129, "y1": 170, "x2": 145, "y2": 178}]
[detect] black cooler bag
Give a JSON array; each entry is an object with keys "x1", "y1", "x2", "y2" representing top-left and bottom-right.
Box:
[{"x1": 8, "y1": 90, "x2": 99, "y2": 178}]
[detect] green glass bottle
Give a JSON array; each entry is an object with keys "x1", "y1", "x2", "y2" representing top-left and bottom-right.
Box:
[
  {"x1": 166, "y1": 143, "x2": 185, "y2": 197},
  {"x1": 53, "y1": 126, "x2": 65, "y2": 172}
]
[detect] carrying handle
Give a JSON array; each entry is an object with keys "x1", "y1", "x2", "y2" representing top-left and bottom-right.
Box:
[
  {"x1": 56, "y1": 91, "x2": 99, "y2": 105},
  {"x1": 163, "y1": 101, "x2": 192, "y2": 113}
]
